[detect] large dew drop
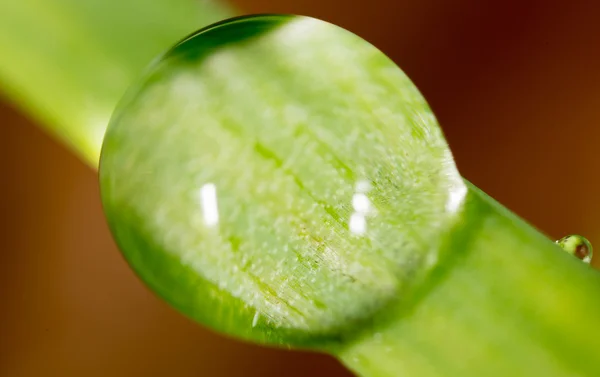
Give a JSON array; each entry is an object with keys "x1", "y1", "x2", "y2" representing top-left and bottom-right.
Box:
[{"x1": 99, "y1": 15, "x2": 466, "y2": 348}]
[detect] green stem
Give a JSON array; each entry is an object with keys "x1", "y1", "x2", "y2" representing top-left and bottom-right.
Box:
[
  {"x1": 0, "y1": 0, "x2": 232, "y2": 166},
  {"x1": 339, "y1": 182, "x2": 600, "y2": 377}
]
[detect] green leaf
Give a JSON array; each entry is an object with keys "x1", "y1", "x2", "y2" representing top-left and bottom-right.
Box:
[
  {"x1": 0, "y1": 0, "x2": 231, "y2": 165},
  {"x1": 100, "y1": 14, "x2": 467, "y2": 348}
]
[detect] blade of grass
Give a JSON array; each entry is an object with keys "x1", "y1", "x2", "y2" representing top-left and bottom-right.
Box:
[
  {"x1": 4, "y1": 4, "x2": 599, "y2": 375},
  {"x1": 0, "y1": 0, "x2": 232, "y2": 165},
  {"x1": 340, "y1": 182, "x2": 600, "y2": 377}
]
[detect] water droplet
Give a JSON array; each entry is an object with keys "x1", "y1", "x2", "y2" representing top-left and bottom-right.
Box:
[
  {"x1": 99, "y1": 14, "x2": 466, "y2": 347},
  {"x1": 556, "y1": 235, "x2": 593, "y2": 264}
]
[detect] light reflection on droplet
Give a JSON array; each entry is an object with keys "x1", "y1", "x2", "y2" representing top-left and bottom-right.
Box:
[
  {"x1": 445, "y1": 184, "x2": 467, "y2": 213},
  {"x1": 355, "y1": 180, "x2": 372, "y2": 193},
  {"x1": 349, "y1": 213, "x2": 367, "y2": 235},
  {"x1": 199, "y1": 183, "x2": 219, "y2": 227},
  {"x1": 349, "y1": 180, "x2": 374, "y2": 235},
  {"x1": 352, "y1": 193, "x2": 371, "y2": 213}
]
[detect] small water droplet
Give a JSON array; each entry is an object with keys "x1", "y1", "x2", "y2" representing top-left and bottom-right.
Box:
[{"x1": 556, "y1": 235, "x2": 593, "y2": 264}]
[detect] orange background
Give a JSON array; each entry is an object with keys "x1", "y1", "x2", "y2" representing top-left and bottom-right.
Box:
[{"x1": 2, "y1": 0, "x2": 600, "y2": 376}]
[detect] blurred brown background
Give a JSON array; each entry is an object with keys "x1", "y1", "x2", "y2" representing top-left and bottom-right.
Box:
[{"x1": 2, "y1": 0, "x2": 600, "y2": 376}]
